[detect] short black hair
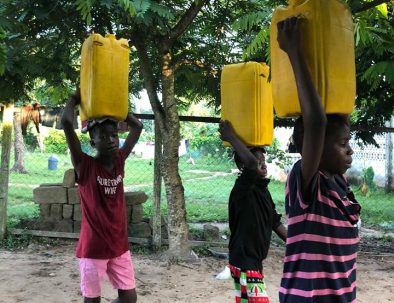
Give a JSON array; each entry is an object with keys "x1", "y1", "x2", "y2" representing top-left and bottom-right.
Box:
[
  {"x1": 234, "y1": 147, "x2": 266, "y2": 170},
  {"x1": 292, "y1": 114, "x2": 350, "y2": 154},
  {"x1": 88, "y1": 119, "x2": 118, "y2": 138}
]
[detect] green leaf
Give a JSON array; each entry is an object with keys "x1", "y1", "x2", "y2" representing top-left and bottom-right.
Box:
[
  {"x1": 362, "y1": 61, "x2": 394, "y2": 90},
  {"x1": 242, "y1": 27, "x2": 269, "y2": 60},
  {"x1": 376, "y1": 3, "x2": 388, "y2": 18},
  {"x1": 17, "y1": 11, "x2": 28, "y2": 22},
  {"x1": 149, "y1": 2, "x2": 174, "y2": 20},
  {"x1": 232, "y1": 11, "x2": 269, "y2": 31},
  {"x1": 0, "y1": 27, "x2": 6, "y2": 75},
  {"x1": 99, "y1": 0, "x2": 113, "y2": 9},
  {"x1": 133, "y1": 0, "x2": 150, "y2": 17},
  {"x1": 0, "y1": 27, "x2": 5, "y2": 39},
  {"x1": 75, "y1": 0, "x2": 95, "y2": 25},
  {"x1": 354, "y1": 21, "x2": 360, "y2": 46},
  {"x1": 0, "y1": 43, "x2": 6, "y2": 75},
  {"x1": 117, "y1": 0, "x2": 136, "y2": 16}
]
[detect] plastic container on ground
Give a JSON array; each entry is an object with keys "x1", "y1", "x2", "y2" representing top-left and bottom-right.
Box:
[{"x1": 48, "y1": 155, "x2": 58, "y2": 170}]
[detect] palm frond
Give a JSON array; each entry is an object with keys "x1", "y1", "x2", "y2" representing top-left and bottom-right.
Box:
[
  {"x1": 362, "y1": 61, "x2": 394, "y2": 90},
  {"x1": 232, "y1": 11, "x2": 270, "y2": 32},
  {"x1": 133, "y1": 0, "x2": 150, "y2": 17},
  {"x1": 242, "y1": 27, "x2": 269, "y2": 60},
  {"x1": 75, "y1": 0, "x2": 95, "y2": 24},
  {"x1": 117, "y1": 0, "x2": 136, "y2": 16},
  {"x1": 149, "y1": 2, "x2": 174, "y2": 20}
]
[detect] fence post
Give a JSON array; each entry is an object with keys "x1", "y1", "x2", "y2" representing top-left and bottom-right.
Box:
[
  {"x1": 0, "y1": 103, "x2": 14, "y2": 241},
  {"x1": 385, "y1": 117, "x2": 394, "y2": 193}
]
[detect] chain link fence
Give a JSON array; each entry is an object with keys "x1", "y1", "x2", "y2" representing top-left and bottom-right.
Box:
[
  {"x1": 2, "y1": 119, "x2": 239, "y2": 228},
  {"x1": 2, "y1": 118, "x2": 394, "y2": 229}
]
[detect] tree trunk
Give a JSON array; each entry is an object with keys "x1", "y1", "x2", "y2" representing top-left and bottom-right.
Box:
[
  {"x1": 133, "y1": 37, "x2": 167, "y2": 251},
  {"x1": 0, "y1": 103, "x2": 14, "y2": 240},
  {"x1": 133, "y1": 34, "x2": 191, "y2": 260},
  {"x1": 161, "y1": 51, "x2": 191, "y2": 259},
  {"x1": 152, "y1": 119, "x2": 163, "y2": 250},
  {"x1": 11, "y1": 110, "x2": 28, "y2": 174}
]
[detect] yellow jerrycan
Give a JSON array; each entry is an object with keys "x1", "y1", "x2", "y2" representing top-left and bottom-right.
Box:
[
  {"x1": 270, "y1": 0, "x2": 356, "y2": 117},
  {"x1": 80, "y1": 33, "x2": 130, "y2": 121},
  {"x1": 221, "y1": 62, "x2": 273, "y2": 147}
]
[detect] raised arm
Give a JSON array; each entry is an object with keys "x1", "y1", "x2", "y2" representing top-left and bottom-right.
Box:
[
  {"x1": 277, "y1": 17, "x2": 327, "y2": 196},
  {"x1": 120, "y1": 113, "x2": 143, "y2": 158},
  {"x1": 219, "y1": 120, "x2": 258, "y2": 170},
  {"x1": 61, "y1": 90, "x2": 84, "y2": 172}
]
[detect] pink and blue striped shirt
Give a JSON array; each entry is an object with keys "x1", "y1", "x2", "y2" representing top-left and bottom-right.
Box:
[{"x1": 279, "y1": 160, "x2": 361, "y2": 303}]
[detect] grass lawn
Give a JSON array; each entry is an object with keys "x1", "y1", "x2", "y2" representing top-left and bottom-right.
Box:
[{"x1": 5, "y1": 151, "x2": 394, "y2": 231}]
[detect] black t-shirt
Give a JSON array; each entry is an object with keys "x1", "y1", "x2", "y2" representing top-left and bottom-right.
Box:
[{"x1": 228, "y1": 168, "x2": 282, "y2": 271}]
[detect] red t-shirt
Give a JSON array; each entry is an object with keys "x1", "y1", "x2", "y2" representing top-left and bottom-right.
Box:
[{"x1": 76, "y1": 149, "x2": 129, "y2": 259}]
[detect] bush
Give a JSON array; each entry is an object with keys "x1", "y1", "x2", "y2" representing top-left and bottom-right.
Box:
[
  {"x1": 359, "y1": 166, "x2": 377, "y2": 196},
  {"x1": 363, "y1": 166, "x2": 376, "y2": 191},
  {"x1": 79, "y1": 132, "x2": 94, "y2": 154},
  {"x1": 183, "y1": 123, "x2": 226, "y2": 158},
  {"x1": 265, "y1": 138, "x2": 292, "y2": 169},
  {"x1": 23, "y1": 128, "x2": 39, "y2": 152},
  {"x1": 139, "y1": 129, "x2": 155, "y2": 142},
  {"x1": 44, "y1": 130, "x2": 68, "y2": 154},
  {"x1": 44, "y1": 130, "x2": 91, "y2": 154}
]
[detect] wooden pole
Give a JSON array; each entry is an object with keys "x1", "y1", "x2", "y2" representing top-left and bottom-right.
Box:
[
  {"x1": 0, "y1": 103, "x2": 14, "y2": 240},
  {"x1": 152, "y1": 119, "x2": 163, "y2": 250},
  {"x1": 385, "y1": 117, "x2": 394, "y2": 193}
]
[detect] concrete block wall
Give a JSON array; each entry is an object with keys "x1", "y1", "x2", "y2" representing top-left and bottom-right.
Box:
[{"x1": 32, "y1": 169, "x2": 151, "y2": 237}]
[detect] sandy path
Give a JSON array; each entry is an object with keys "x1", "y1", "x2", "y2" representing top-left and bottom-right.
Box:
[{"x1": 0, "y1": 241, "x2": 393, "y2": 303}]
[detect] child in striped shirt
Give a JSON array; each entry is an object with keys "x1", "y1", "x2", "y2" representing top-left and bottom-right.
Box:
[{"x1": 277, "y1": 17, "x2": 361, "y2": 303}]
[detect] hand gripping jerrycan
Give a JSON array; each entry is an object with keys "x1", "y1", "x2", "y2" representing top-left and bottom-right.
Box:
[
  {"x1": 80, "y1": 33, "x2": 130, "y2": 122},
  {"x1": 270, "y1": 0, "x2": 356, "y2": 117},
  {"x1": 221, "y1": 62, "x2": 273, "y2": 147}
]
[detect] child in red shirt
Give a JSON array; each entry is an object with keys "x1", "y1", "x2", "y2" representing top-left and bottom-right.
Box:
[{"x1": 62, "y1": 89, "x2": 143, "y2": 303}]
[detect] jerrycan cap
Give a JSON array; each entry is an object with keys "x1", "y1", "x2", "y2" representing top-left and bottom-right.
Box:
[{"x1": 288, "y1": 0, "x2": 305, "y2": 7}]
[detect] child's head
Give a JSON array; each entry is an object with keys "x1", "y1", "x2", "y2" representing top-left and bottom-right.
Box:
[
  {"x1": 84, "y1": 118, "x2": 119, "y2": 156},
  {"x1": 234, "y1": 147, "x2": 267, "y2": 178},
  {"x1": 293, "y1": 114, "x2": 353, "y2": 174}
]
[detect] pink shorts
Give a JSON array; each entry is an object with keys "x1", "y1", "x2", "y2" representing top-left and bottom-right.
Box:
[{"x1": 79, "y1": 250, "x2": 136, "y2": 298}]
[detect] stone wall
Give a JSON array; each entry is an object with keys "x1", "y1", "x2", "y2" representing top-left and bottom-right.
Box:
[{"x1": 32, "y1": 169, "x2": 153, "y2": 238}]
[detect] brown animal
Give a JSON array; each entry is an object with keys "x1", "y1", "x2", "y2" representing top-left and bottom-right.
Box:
[{"x1": 20, "y1": 103, "x2": 40, "y2": 135}]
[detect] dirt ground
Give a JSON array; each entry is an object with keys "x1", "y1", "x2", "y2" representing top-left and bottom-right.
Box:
[{"x1": 0, "y1": 239, "x2": 393, "y2": 303}]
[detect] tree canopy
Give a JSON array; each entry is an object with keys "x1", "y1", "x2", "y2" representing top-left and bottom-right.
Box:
[{"x1": 1, "y1": 0, "x2": 392, "y2": 137}]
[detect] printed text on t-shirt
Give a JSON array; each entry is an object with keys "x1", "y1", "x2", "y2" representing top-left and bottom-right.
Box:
[{"x1": 97, "y1": 175, "x2": 123, "y2": 195}]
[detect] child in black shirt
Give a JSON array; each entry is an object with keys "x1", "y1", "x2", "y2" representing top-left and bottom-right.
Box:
[{"x1": 219, "y1": 120, "x2": 287, "y2": 303}]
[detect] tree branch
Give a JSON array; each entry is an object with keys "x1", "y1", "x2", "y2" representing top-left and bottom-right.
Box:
[
  {"x1": 352, "y1": 0, "x2": 391, "y2": 14},
  {"x1": 129, "y1": 32, "x2": 166, "y2": 131},
  {"x1": 162, "y1": 0, "x2": 208, "y2": 50}
]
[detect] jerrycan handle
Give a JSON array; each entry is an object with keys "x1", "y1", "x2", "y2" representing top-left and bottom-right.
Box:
[
  {"x1": 105, "y1": 34, "x2": 116, "y2": 39},
  {"x1": 288, "y1": 0, "x2": 306, "y2": 7}
]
